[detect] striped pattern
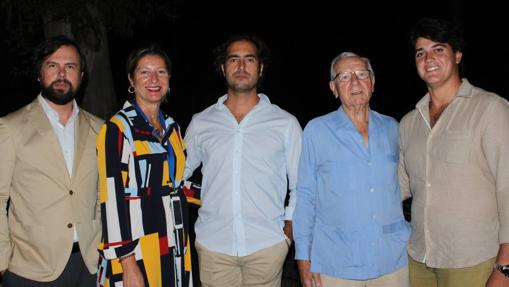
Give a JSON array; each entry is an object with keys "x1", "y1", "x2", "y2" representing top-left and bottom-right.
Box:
[{"x1": 97, "y1": 101, "x2": 200, "y2": 287}]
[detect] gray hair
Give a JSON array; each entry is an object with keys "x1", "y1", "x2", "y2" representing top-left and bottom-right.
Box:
[{"x1": 329, "y1": 51, "x2": 374, "y2": 80}]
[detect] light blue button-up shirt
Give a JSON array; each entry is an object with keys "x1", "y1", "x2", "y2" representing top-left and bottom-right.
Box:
[
  {"x1": 184, "y1": 94, "x2": 302, "y2": 256},
  {"x1": 293, "y1": 106, "x2": 409, "y2": 280}
]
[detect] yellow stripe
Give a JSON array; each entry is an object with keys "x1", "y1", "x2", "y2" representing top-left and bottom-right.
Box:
[
  {"x1": 185, "y1": 236, "x2": 192, "y2": 272},
  {"x1": 110, "y1": 117, "x2": 125, "y2": 133},
  {"x1": 111, "y1": 258, "x2": 122, "y2": 275},
  {"x1": 162, "y1": 160, "x2": 170, "y2": 187},
  {"x1": 133, "y1": 140, "x2": 152, "y2": 156},
  {"x1": 121, "y1": 170, "x2": 128, "y2": 187},
  {"x1": 140, "y1": 233, "x2": 162, "y2": 286},
  {"x1": 96, "y1": 125, "x2": 108, "y2": 204},
  {"x1": 168, "y1": 131, "x2": 186, "y2": 181},
  {"x1": 186, "y1": 197, "x2": 202, "y2": 206}
]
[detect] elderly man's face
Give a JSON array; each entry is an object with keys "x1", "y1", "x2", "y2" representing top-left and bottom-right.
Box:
[{"x1": 329, "y1": 56, "x2": 374, "y2": 110}]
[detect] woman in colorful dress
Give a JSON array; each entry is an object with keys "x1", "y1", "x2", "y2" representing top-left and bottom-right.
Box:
[{"x1": 96, "y1": 45, "x2": 200, "y2": 287}]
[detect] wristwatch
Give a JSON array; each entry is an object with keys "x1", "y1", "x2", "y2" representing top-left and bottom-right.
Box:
[{"x1": 495, "y1": 263, "x2": 509, "y2": 278}]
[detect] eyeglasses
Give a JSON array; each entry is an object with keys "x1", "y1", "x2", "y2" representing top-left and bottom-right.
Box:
[{"x1": 333, "y1": 70, "x2": 371, "y2": 82}]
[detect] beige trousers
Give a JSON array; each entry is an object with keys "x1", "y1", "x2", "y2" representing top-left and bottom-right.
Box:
[
  {"x1": 195, "y1": 240, "x2": 289, "y2": 287},
  {"x1": 320, "y1": 266, "x2": 409, "y2": 287},
  {"x1": 409, "y1": 256, "x2": 495, "y2": 287}
]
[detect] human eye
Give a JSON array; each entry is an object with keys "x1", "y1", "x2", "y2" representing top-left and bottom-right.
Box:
[
  {"x1": 415, "y1": 51, "x2": 424, "y2": 58},
  {"x1": 357, "y1": 70, "x2": 370, "y2": 79},
  {"x1": 158, "y1": 69, "x2": 169, "y2": 77},
  {"x1": 338, "y1": 73, "x2": 350, "y2": 82},
  {"x1": 65, "y1": 64, "x2": 77, "y2": 71}
]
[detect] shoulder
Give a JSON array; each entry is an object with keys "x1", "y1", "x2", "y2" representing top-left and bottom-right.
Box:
[
  {"x1": 372, "y1": 110, "x2": 398, "y2": 128},
  {"x1": 304, "y1": 111, "x2": 336, "y2": 133},
  {"x1": 79, "y1": 109, "x2": 104, "y2": 131}
]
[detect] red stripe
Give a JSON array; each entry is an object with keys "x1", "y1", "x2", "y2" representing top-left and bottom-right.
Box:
[
  {"x1": 124, "y1": 196, "x2": 141, "y2": 200},
  {"x1": 102, "y1": 240, "x2": 131, "y2": 247},
  {"x1": 159, "y1": 236, "x2": 169, "y2": 255}
]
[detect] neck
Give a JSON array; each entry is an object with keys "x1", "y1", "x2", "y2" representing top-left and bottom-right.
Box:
[
  {"x1": 224, "y1": 91, "x2": 260, "y2": 123},
  {"x1": 46, "y1": 99, "x2": 74, "y2": 126},
  {"x1": 135, "y1": 98, "x2": 160, "y2": 121},
  {"x1": 428, "y1": 76, "x2": 461, "y2": 108}
]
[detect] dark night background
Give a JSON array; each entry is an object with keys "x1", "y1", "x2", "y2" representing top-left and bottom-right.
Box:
[
  {"x1": 1, "y1": 1, "x2": 508, "y2": 126},
  {"x1": 0, "y1": 1, "x2": 507, "y2": 286}
]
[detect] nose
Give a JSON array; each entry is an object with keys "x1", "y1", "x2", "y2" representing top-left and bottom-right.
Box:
[
  {"x1": 149, "y1": 71, "x2": 158, "y2": 82},
  {"x1": 58, "y1": 67, "x2": 66, "y2": 78},
  {"x1": 350, "y1": 73, "x2": 361, "y2": 84},
  {"x1": 238, "y1": 59, "x2": 246, "y2": 71}
]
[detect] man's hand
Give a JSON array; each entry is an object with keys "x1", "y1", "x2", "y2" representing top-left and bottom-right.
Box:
[
  {"x1": 297, "y1": 260, "x2": 322, "y2": 287},
  {"x1": 487, "y1": 244, "x2": 509, "y2": 287},
  {"x1": 284, "y1": 220, "x2": 293, "y2": 242},
  {"x1": 120, "y1": 254, "x2": 145, "y2": 287}
]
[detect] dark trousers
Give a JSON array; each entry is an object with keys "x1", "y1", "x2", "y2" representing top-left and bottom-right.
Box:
[{"x1": 3, "y1": 249, "x2": 96, "y2": 287}]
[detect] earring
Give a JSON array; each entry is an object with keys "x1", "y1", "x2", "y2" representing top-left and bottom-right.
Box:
[{"x1": 128, "y1": 86, "x2": 135, "y2": 94}]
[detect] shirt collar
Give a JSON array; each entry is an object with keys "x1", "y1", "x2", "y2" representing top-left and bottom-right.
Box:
[
  {"x1": 415, "y1": 78, "x2": 473, "y2": 111},
  {"x1": 38, "y1": 94, "x2": 79, "y2": 125},
  {"x1": 215, "y1": 93, "x2": 270, "y2": 110}
]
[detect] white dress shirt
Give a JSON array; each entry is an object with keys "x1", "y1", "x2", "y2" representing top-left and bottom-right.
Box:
[
  {"x1": 38, "y1": 95, "x2": 79, "y2": 242},
  {"x1": 184, "y1": 94, "x2": 302, "y2": 256}
]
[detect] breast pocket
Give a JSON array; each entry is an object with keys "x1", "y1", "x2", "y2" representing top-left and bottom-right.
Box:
[{"x1": 443, "y1": 131, "x2": 471, "y2": 164}]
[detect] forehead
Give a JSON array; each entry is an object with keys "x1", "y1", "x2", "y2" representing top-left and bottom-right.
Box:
[
  {"x1": 136, "y1": 54, "x2": 168, "y2": 69},
  {"x1": 334, "y1": 56, "x2": 367, "y2": 72},
  {"x1": 415, "y1": 37, "x2": 450, "y2": 50},
  {"x1": 226, "y1": 40, "x2": 257, "y2": 56},
  {"x1": 44, "y1": 45, "x2": 80, "y2": 63}
]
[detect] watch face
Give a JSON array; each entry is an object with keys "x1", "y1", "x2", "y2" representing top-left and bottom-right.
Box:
[{"x1": 498, "y1": 264, "x2": 509, "y2": 277}]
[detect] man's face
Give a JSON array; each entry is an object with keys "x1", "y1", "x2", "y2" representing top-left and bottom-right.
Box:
[
  {"x1": 221, "y1": 40, "x2": 263, "y2": 93},
  {"x1": 329, "y1": 56, "x2": 374, "y2": 110},
  {"x1": 39, "y1": 45, "x2": 83, "y2": 105},
  {"x1": 414, "y1": 37, "x2": 462, "y2": 88}
]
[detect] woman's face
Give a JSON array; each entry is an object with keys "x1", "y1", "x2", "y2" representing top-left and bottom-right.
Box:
[{"x1": 129, "y1": 54, "x2": 170, "y2": 105}]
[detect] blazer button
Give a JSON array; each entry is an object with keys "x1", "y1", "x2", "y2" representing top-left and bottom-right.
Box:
[
  {"x1": 67, "y1": 223, "x2": 73, "y2": 228},
  {"x1": 69, "y1": 190, "x2": 74, "y2": 195}
]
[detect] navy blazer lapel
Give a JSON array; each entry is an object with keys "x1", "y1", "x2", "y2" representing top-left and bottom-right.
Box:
[{"x1": 26, "y1": 99, "x2": 70, "y2": 183}]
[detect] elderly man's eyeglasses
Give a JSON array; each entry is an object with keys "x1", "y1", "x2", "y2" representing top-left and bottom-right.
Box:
[{"x1": 333, "y1": 70, "x2": 371, "y2": 82}]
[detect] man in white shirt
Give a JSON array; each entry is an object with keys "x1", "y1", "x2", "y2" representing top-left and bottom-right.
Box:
[
  {"x1": 184, "y1": 34, "x2": 302, "y2": 287},
  {"x1": 0, "y1": 36, "x2": 103, "y2": 287}
]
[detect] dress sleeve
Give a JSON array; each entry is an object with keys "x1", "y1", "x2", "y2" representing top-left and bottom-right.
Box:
[{"x1": 96, "y1": 120, "x2": 139, "y2": 259}]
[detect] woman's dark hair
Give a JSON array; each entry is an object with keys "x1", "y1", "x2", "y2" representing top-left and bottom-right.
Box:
[
  {"x1": 126, "y1": 44, "x2": 172, "y2": 77},
  {"x1": 33, "y1": 35, "x2": 86, "y2": 78},
  {"x1": 213, "y1": 34, "x2": 270, "y2": 73}
]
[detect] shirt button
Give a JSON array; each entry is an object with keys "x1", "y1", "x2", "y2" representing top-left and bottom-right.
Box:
[
  {"x1": 426, "y1": 183, "x2": 431, "y2": 187},
  {"x1": 372, "y1": 214, "x2": 377, "y2": 219},
  {"x1": 67, "y1": 223, "x2": 73, "y2": 228},
  {"x1": 368, "y1": 161, "x2": 372, "y2": 166},
  {"x1": 69, "y1": 190, "x2": 73, "y2": 195},
  {"x1": 369, "y1": 188, "x2": 374, "y2": 193}
]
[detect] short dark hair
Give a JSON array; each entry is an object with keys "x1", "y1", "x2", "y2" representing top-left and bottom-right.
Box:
[
  {"x1": 213, "y1": 34, "x2": 270, "y2": 73},
  {"x1": 34, "y1": 35, "x2": 86, "y2": 79},
  {"x1": 410, "y1": 18, "x2": 465, "y2": 54},
  {"x1": 126, "y1": 44, "x2": 172, "y2": 78}
]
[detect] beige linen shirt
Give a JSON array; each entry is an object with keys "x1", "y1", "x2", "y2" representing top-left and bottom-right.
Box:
[{"x1": 399, "y1": 79, "x2": 509, "y2": 268}]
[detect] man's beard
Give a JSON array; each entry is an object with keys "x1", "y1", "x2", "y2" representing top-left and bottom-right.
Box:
[{"x1": 41, "y1": 79, "x2": 76, "y2": 105}]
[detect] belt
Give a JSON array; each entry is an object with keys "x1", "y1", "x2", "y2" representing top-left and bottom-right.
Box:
[{"x1": 72, "y1": 242, "x2": 80, "y2": 254}]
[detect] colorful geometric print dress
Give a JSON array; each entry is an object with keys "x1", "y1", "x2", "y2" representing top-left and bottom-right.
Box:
[{"x1": 96, "y1": 101, "x2": 200, "y2": 287}]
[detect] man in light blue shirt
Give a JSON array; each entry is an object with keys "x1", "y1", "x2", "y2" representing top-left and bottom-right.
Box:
[
  {"x1": 293, "y1": 52, "x2": 410, "y2": 287},
  {"x1": 184, "y1": 34, "x2": 302, "y2": 287}
]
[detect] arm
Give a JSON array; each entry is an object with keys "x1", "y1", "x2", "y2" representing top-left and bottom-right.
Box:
[
  {"x1": 483, "y1": 99, "x2": 509, "y2": 286},
  {"x1": 96, "y1": 120, "x2": 139, "y2": 260},
  {"x1": 293, "y1": 125, "x2": 321, "y2": 287},
  {"x1": 283, "y1": 116, "x2": 303, "y2": 240},
  {"x1": 398, "y1": 118, "x2": 412, "y2": 201},
  {"x1": 120, "y1": 254, "x2": 145, "y2": 287},
  {"x1": 183, "y1": 117, "x2": 202, "y2": 181},
  {"x1": 0, "y1": 119, "x2": 15, "y2": 273}
]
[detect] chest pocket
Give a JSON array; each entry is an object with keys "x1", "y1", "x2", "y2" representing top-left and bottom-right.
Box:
[{"x1": 442, "y1": 131, "x2": 471, "y2": 164}]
